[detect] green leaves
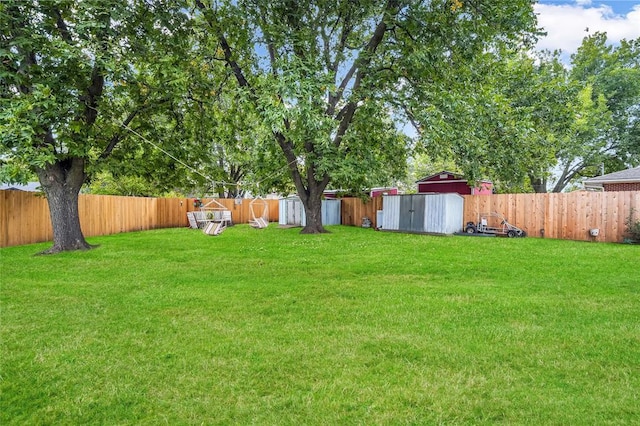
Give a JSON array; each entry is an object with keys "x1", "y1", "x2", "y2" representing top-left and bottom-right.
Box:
[
  {"x1": 2, "y1": 0, "x2": 543, "y2": 202},
  {"x1": 191, "y1": 0, "x2": 539, "y2": 205},
  {"x1": 404, "y1": 28, "x2": 640, "y2": 194},
  {"x1": 1, "y1": 0, "x2": 197, "y2": 189}
]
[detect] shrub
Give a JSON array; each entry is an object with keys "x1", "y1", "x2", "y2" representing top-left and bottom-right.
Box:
[{"x1": 624, "y1": 208, "x2": 640, "y2": 243}]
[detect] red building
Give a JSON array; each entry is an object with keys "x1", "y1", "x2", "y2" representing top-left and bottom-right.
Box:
[{"x1": 416, "y1": 171, "x2": 493, "y2": 195}]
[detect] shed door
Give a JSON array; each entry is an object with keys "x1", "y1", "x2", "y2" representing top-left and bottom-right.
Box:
[
  {"x1": 398, "y1": 195, "x2": 425, "y2": 232},
  {"x1": 287, "y1": 199, "x2": 301, "y2": 225}
]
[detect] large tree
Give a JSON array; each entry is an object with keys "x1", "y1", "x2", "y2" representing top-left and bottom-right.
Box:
[
  {"x1": 497, "y1": 34, "x2": 639, "y2": 193},
  {"x1": 1, "y1": 0, "x2": 191, "y2": 252},
  {"x1": 192, "y1": 0, "x2": 537, "y2": 233},
  {"x1": 501, "y1": 51, "x2": 592, "y2": 193}
]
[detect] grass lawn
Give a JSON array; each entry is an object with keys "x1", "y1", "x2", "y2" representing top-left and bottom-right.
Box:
[{"x1": 1, "y1": 225, "x2": 639, "y2": 424}]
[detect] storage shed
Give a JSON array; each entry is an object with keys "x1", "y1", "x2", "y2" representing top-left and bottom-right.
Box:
[
  {"x1": 417, "y1": 171, "x2": 492, "y2": 195},
  {"x1": 278, "y1": 197, "x2": 341, "y2": 226},
  {"x1": 381, "y1": 193, "x2": 464, "y2": 234}
]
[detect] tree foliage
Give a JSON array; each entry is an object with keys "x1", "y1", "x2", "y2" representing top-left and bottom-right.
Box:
[
  {"x1": 519, "y1": 33, "x2": 639, "y2": 192},
  {"x1": 192, "y1": 0, "x2": 537, "y2": 232},
  {"x1": 568, "y1": 33, "x2": 640, "y2": 178},
  {"x1": 407, "y1": 31, "x2": 640, "y2": 193}
]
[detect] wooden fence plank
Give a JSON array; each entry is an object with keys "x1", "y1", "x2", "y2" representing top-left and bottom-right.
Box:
[{"x1": 0, "y1": 191, "x2": 7, "y2": 247}]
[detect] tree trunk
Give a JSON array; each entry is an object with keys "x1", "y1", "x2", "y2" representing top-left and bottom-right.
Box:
[
  {"x1": 300, "y1": 188, "x2": 327, "y2": 234},
  {"x1": 36, "y1": 157, "x2": 93, "y2": 253},
  {"x1": 529, "y1": 175, "x2": 548, "y2": 193}
]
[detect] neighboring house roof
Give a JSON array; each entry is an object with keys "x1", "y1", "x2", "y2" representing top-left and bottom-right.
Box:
[
  {"x1": 0, "y1": 182, "x2": 41, "y2": 192},
  {"x1": 416, "y1": 171, "x2": 492, "y2": 183},
  {"x1": 583, "y1": 166, "x2": 640, "y2": 185}
]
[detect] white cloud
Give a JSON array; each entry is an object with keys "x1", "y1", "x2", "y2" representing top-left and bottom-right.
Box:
[{"x1": 534, "y1": 2, "x2": 640, "y2": 59}]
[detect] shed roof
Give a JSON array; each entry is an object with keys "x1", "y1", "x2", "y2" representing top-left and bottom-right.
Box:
[{"x1": 583, "y1": 166, "x2": 640, "y2": 184}]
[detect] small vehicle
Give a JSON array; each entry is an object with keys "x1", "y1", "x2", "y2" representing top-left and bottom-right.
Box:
[{"x1": 465, "y1": 212, "x2": 526, "y2": 238}]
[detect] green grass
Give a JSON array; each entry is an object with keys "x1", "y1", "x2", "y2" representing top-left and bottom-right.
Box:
[{"x1": 1, "y1": 226, "x2": 639, "y2": 424}]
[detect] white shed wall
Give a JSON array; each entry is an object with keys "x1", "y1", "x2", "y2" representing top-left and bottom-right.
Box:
[
  {"x1": 382, "y1": 195, "x2": 400, "y2": 230},
  {"x1": 382, "y1": 194, "x2": 464, "y2": 234}
]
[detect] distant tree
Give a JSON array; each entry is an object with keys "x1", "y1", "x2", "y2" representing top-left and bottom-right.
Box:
[
  {"x1": 502, "y1": 51, "x2": 591, "y2": 193},
  {"x1": 564, "y1": 33, "x2": 640, "y2": 185},
  {"x1": 507, "y1": 33, "x2": 639, "y2": 193},
  {"x1": 403, "y1": 47, "x2": 543, "y2": 190}
]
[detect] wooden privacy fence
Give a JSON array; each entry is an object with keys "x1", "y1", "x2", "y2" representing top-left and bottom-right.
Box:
[
  {"x1": 462, "y1": 191, "x2": 640, "y2": 243},
  {"x1": 2, "y1": 190, "x2": 638, "y2": 247},
  {"x1": 0, "y1": 191, "x2": 278, "y2": 248}
]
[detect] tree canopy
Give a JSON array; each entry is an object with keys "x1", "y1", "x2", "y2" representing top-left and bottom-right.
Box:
[
  {"x1": 406, "y1": 32, "x2": 640, "y2": 193},
  {"x1": 191, "y1": 0, "x2": 538, "y2": 231},
  {"x1": 1, "y1": 0, "x2": 193, "y2": 251},
  {"x1": 507, "y1": 33, "x2": 640, "y2": 192}
]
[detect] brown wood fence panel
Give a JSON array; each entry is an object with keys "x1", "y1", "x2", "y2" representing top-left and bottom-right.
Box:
[
  {"x1": 157, "y1": 198, "x2": 190, "y2": 228},
  {"x1": 1, "y1": 190, "x2": 52, "y2": 247},
  {"x1": 341, "y1": 197, "x2": 383, "y2": 228},
  {"x1": 0, "y1": 191, "x2": 280, "y2": 247},
  {"x1": 462, "y1": 191, "x2": 640, "y2": 243},
  {"x1": 78, "y1": 194, "x2": 158, "y2": 236}
]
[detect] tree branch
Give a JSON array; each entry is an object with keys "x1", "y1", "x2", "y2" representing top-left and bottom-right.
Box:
[
  {"x1": 99, "y1": 95, "x2": 172, "y2": 160},
  {"x1": 195, "y1": 0, "x2": 307, "y2": 191},
  {"x1": 274, "y1": 131, "x2": 307, "y2": 198},
  {"x1": 52, "y1": 8, "x2": 73, "y2": 44},
  {"x1": 254, "y1": 2, "x2": 280, "y2": 78},
  {"x1": 331, "y1": 0, "x2": 401, "y2": 147},
  {"x1": 403, "y1": 105, "x2": 423, "y2": 134},
  {"x1": 99, "y1": 109, "x2": 141, "y2": 159},
  {"x1": 82, "y1": 65, "x2": 104, "y2": 125},
  {"x1": 195, "y1": 0, "x2": 255, "y2": 100}
]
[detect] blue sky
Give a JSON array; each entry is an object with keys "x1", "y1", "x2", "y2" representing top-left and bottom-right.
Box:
[
  {"x1": 537, "y1": 0, "x2": 639, "y2": 14},
  {"x1": 534, "y1": 0, "x2": 640, "y2": 60}
]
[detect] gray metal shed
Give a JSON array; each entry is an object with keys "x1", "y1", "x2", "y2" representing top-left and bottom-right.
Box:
[
  {"x1": 381, "y1": 194, "x2": 464, "y2": 234},
  {"x1": 279, "y1": 196, "x2": 304, "y2": 226},
  {"x1": 278, "y1": 197, "x2": 341, "y2": 226}
]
